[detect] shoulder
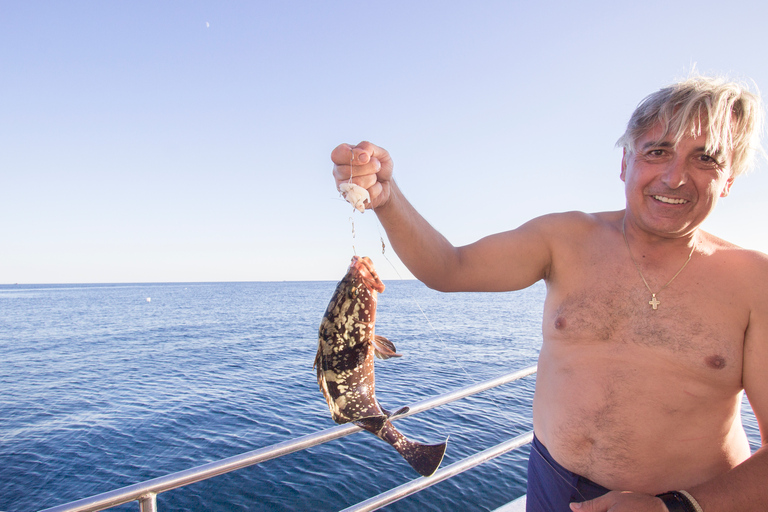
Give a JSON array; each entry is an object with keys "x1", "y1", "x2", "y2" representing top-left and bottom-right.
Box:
[
  {"x1": 520, "y1": 211, "x2": 622, "y2": 268},
  {"x1": 699, "y1": 232, "x2": 768, "y2": 315},
  {"x1": 698, "y1": 231, "x2": 768, "y2": 275},
  {"x1": 525, "y1": 210, "x2": 622, "y2": 240}
]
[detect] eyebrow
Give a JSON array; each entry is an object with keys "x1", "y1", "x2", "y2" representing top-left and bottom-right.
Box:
[
  {"x1": 640, "y1": 140, "x2": 715, "y2": 155},
  {"x1": 641, "y1": 140, "x2": 674, "y2": 150}
]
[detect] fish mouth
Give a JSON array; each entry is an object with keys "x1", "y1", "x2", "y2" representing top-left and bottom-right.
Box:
[{"x1": 350, "y1": 256, "x2": 385, "y2": 293}]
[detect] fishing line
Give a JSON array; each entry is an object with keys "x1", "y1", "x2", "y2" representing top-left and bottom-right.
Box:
[
  {"x1": 373, "y1": 220, "x2": 514, "y2": 423},
  {"x1": 340, "y1": 152, "x2": 513, "y2": 425},
  {"x1": 347, "y1": 153, "x2": 358, "y2": 256},
  {"x1": 374, "y1": 225, "x2": 468, "y2": 371},
  {"x1": 341, "y1": 188, "x2": 466, "y2": 378},
  {"x1": 349, "y1": 216, "x2": 357, "y2": 256}
]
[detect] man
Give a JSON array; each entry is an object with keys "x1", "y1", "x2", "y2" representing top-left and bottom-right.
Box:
[{"x1": 331, "y1": 76, "x2": 767, "y2": 511}]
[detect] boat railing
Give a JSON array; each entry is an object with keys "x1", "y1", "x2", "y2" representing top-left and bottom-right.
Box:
[{"x1": 38, "y1": 365, "x2": 537, "y2": 512}]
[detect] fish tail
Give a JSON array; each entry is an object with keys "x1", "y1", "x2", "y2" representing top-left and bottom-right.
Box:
[
  {"x1": 398, "y1": 436, "x2": 448, "y2": 477},
  {"x1": 355, "y1": 416, "x2": 448, "y2": 477}
]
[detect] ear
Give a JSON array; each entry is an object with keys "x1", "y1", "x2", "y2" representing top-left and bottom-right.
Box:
[
  {"x1": 720, "y1": 175, "x2": 735, "y2": 197},
  {"x1": 620, "y1": 149, "x2": 628, "y2": 182}
]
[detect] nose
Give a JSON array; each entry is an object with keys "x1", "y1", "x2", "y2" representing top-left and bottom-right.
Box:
[{"x1": 660, "y1": 155, "x2": 688, "y2": 189}]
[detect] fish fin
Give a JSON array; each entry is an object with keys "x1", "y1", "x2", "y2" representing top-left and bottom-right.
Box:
[
  {"x1": 372, "y1": 335, "x2": 402, "y2": 359},
  {"x1": 391, "y1": 406, "x2": 409, "y2": 417},
  {"x1": 377, "y1": 403, "x2": 408, "y2": 418},
  {"x1": 405, "y1": 437, "x2": 448, "y2": 477},
  {"x1": 315, "y1": 350, "x2": 342, "y2": 423},
  {"x1": 364, "y1": 418, "x2": 449, "y2": 477},
  {"x1": 313, "y1": 336, "x2": 325, "y2": 370},
  {"x1": 353, "y1": 415, "x2": 388, "y2": 435}
]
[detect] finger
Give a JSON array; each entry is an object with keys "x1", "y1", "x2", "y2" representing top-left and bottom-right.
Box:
[
  {"x1": 333, "y1": 174, "x2": 379, "y2": 199},
  {"x1": 332, "y1": 159, "x2": 381, "y2": 182},
  {"x1": 570, "y1": 496, "x2": 607, "y2": 512},
  {"x1": 347, "y1": 173, "x2": 378, "y2": 190},
  {"x1": 330, "y1": 143, "x2": 354, "y2": 165},
  {"x1": 333, "y1": 154, "x2": 382, "y2": 181},
  {"x1": 351, "y1": 146, "x2": 369, "y2": 164},
  {"x1": 332, "y1": 142, "x2": 382, "y2": 169},
  {"x1": 331, "y1": 141, "x2": 392, "y2": 192},
  {"x1": 330, "y1": 142, "x2": 381, "y2": 165},
  {"x1": 367, "y1": 181, "x2": 384, "y2": 207},
  {"x1": 354, "y1": 141, "x2": 391, "y2": 168}
]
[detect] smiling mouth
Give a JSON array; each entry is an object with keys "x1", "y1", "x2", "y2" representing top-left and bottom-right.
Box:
[{"x1": 653, "y1": 195, "x2": 688, "y2": 205}]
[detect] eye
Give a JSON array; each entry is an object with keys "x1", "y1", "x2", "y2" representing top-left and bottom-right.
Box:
[
  {"x1": 643, "y1": 148, "x2": 667, "y2": 159},
  {"x1": 696, "y1": 153, "x2": 722, "y2": 168}
]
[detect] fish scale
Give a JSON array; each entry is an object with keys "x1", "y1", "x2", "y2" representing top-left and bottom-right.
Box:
[{"x1": 315, "y1": 255, "x2": 448, "y2": 477}]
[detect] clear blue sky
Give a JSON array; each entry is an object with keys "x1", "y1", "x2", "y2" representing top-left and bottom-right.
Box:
[{"x1": 2, "y1": 1, "x2": 767, "y2": 283}]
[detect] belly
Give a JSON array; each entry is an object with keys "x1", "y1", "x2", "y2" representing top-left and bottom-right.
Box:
[{"x1": 531, "y1": 341, "x2": 750, "y2": 493}]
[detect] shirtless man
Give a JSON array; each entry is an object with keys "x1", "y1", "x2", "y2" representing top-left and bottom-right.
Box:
[{"x1": 330, "y1": 77, "x2": 767, "y2": 511}]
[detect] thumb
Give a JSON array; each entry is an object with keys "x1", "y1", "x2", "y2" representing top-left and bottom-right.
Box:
[{"x1": 354, "y1": 141, "x2": 393, "y2": 179}]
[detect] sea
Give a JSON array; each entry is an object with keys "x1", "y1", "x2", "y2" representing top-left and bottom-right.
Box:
[{"x1": 0, "y1": 279, "x2": 760, "y2": 512}]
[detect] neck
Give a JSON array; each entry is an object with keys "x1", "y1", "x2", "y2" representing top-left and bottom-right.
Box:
[
  {"x1": 620, "y1": 212, "x2": 699, "y2": 309},
  {"x1": 621, "y1": 212, "x2": 699, "y2": 253}
]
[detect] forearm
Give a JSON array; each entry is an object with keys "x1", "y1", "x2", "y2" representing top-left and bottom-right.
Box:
[
  {"x1": 373, "y1": 180, "x2": 463, "y2": 291},
  {"x1": 333, "y1": 142, "x2": 551, "y2": 292},
  {"x1": 688, "y1": 445, "x2": 768, "y2": 511}
]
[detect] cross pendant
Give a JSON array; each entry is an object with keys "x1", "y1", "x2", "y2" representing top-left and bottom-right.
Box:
[{"x1": 649, "y1": 294, "x2": 660, "y2": 310}]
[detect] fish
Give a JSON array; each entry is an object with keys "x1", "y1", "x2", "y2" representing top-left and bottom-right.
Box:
[{"x1": 314, "y1": 255, "x2": 448, "y2": 477}]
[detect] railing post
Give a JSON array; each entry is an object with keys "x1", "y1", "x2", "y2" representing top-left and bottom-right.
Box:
[{"x1": 138, "y1": 493, "x2": 157, "y2": 512}]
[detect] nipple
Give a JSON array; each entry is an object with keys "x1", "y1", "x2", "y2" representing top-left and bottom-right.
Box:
[{"x1": 705, "y1": 355, "x2": 726, "y2": 370}]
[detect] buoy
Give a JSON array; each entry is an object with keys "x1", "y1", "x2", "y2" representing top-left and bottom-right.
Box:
[{"x1": 146, "y1": 297, "x2": 151, "y2": 302}]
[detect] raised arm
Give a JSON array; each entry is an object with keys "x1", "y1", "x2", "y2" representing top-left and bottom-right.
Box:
[{"x1": 331, "y1": 141, "x2": 554, "y2": 293}]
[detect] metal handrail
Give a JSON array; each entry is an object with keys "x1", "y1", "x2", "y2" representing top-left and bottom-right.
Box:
[
  {"x1": 340, "y1": 431, "x2": 534, "y2": 512},
  {"x1": 39, "y1": 365, "x2": 537, "y2": 512}
]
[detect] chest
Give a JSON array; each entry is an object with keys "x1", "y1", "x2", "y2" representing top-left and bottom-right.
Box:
[{"x1": 543, "y1": 251, "x2": 749, "y2": 379}]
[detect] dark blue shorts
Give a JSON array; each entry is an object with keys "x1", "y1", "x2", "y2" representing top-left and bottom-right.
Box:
[{"x1": 526, "y1": 434, "x2": 610, "y2": 512}]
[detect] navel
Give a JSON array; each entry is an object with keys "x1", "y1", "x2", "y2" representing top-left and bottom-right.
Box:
[{"x1": 705, "y1": 355, "x2": 726, "y2": 370}]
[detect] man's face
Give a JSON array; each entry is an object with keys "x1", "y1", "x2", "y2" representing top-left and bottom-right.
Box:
[{"x1": 620, "y1": 123, "x2": 734, "y2": 239}]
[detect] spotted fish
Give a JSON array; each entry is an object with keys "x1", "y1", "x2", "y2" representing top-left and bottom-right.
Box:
[{"x1": 314, "y1": 256, "x2": 448, "y2": 477}]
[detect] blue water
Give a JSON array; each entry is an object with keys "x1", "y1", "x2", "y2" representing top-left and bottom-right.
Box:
[{"x1": 0, "y1": 280, "x2": 759, "y2": 511}]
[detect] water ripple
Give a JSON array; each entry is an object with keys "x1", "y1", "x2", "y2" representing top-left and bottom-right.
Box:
[{"x1": 0, "y1": 280, "x2": 758, "y2": 511}]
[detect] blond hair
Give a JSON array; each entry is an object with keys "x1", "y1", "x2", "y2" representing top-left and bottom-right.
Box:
[{"x1": 617, "y1": 76, "x2": 764, "y2": 178}]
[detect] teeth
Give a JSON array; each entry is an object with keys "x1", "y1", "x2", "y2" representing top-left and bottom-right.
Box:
[{"x1": 654, "y1": 195, "x2": 687, "y2": 205}]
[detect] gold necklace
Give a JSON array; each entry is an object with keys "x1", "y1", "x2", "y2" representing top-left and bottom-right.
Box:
[{"x1": 621, "y1": 218, "x2": 696, "y2": 310}]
